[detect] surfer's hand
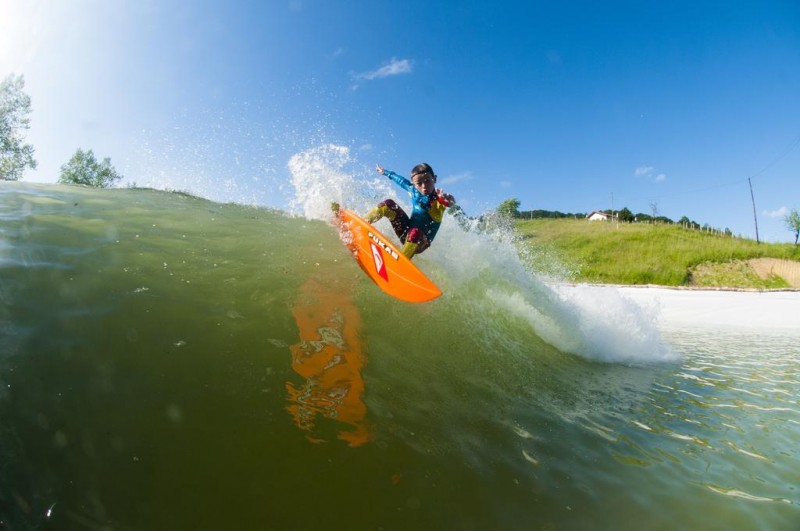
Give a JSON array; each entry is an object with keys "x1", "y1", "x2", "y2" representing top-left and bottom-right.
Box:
[
  {"x1": 376, "y1": 164, "x2": 385, "y2": 175},
  {"x1": 437, "y1": 189, "x2": 454, "y2": 206}
]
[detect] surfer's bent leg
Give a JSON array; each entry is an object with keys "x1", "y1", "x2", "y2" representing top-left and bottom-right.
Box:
[
  {"x1": 366, "y1": 200, "x2": 411, "y2": 241},
  {"x1": 401, "y1": 227, "x2": 429, "y2": 259}
]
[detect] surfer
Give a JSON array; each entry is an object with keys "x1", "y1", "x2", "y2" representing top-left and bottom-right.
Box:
[{"x1": 367, "y1": 163, "x2": 455, "y2": 259}]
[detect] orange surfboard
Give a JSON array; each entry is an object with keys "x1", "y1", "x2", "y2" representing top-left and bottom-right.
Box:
[{"x1": 335, "y1": 208, "x2": 442, "y2": 303}]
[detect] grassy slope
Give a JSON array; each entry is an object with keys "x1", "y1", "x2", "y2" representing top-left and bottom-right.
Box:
[{"x1": 515, "y1": 219, "x2": 800, "y2": 288}]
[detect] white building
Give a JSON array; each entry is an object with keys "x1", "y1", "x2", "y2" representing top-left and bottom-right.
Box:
[{"x1": 586, "y1": 211, "x2": 611, "y2": 221}]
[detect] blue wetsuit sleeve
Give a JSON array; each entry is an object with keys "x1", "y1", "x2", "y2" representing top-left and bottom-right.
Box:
[{"x1": 384, "y1": 170, "x2": 413, "y2": 194}]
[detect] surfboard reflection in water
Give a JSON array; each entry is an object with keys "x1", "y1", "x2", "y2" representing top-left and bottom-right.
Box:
[{"x1": 287, "y1": 276, "x2": 371, "y2": 447}]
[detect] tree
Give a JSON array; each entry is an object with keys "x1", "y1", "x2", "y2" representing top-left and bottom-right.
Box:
[
  {"x1": 497, "y1": 198, "x2": 521, "y2": 218},
  {"x1": 58, "y1": 148, "x2": 122, "y2": 188},
  {"x1": 618, "y1": 207, "x2": 634, "y2": 223},
  {"x1": 785, "y1": 208, "x2": 800, "y2": 245},
  {"x1": 0, "y1": 74, "x2": 37, "y2": 180}
]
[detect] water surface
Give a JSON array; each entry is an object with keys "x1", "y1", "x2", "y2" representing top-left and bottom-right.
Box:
[{"x1": 1, "y1": 183, "x2": 797, "y2": 530}]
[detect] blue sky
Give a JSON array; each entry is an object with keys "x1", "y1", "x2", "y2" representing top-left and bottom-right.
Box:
[{"x1": 2, "y1": 0, "x2": 799, "y2": 241}]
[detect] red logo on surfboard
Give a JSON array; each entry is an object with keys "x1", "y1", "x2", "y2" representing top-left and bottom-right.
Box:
[{"x1": 370, "y1": 242, "x2": 389, "y2": 281}]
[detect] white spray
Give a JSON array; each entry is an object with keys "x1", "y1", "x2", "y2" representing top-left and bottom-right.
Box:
[{"x1": 288, "y1": 144, "x2": 677, "y2": 364}]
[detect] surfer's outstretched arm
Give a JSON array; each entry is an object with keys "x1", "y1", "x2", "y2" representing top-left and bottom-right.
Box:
[{"x1": 376, "y1": 164, "x2": 413, "y2": 193}]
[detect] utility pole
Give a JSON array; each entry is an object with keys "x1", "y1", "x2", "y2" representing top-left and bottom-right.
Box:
[
  {"x1": 748, "y1": 178, "x2": 760, "y2": 244},
  {"x1": 611, "y1": 192, "x2": 618, "y2": 229}
]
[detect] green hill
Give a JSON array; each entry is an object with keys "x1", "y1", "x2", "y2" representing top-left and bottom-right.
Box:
[{"x1": 514, "y1": 218, "x2": 800, "y2": 289}]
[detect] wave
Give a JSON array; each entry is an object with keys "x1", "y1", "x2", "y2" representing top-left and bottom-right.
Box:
[
  {"x1": 284, "y1": 144, "x2": 677, "y2": 365},
  {"x1": 2, "y1": 144, "x2": 676, "y2": 366}
]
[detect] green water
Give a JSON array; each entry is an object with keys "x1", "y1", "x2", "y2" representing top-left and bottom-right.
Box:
[{"x1": 1, "y1": 183, "x2": 798, "y2": 530}]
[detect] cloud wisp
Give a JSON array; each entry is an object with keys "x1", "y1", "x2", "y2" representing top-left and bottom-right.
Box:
[
  {"x1": 763, "y1": 206, "x2": 788, "y2": 218},
  {"x1": 635, "y1": 166, "x2": 666, "y2": 182},
  {"x1": 351, "y1": 58, "x2": 413, "y2": 88},
  {"x1": 439, "y1": 171, "x2": 473, "y2": 186}
]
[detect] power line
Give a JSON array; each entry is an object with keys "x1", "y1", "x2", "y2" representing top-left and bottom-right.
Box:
[
  {"x1": 748, "y1": 133, "x2": 800, "y2": 182},
  {"x1": 618, "y1": 132, "x2": 800, "y2": 206}
]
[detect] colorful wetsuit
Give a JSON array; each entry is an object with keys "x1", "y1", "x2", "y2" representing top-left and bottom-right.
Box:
[{"x1": 366, "y1": 169, "x2": 448, "y2": 258}]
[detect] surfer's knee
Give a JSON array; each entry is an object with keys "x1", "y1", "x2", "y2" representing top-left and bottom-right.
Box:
[
  {"x1": 375, "y1": 200, "x2": 399, "y2": 221},
  {"x1": 366, "y1": 202, "x2": 394, "y2": 223},
  {"x1": 402, "y1": 230, "x2": 430, "y2": 259},
  {"x1": 406, "y1": 228, "x2": 430, "y2": 255}
]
